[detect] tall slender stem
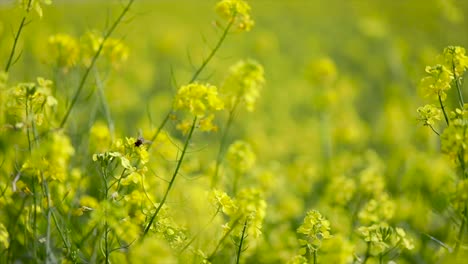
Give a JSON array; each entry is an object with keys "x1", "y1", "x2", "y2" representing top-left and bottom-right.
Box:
[
  {"x1": 178, "y1": 206, "x2": 221, "y2": 255},
  {"x1": 59, "y1": 0, "x2": 135, "y2": 128},
  {"x1": 452, "y1": 63, "x2": 465, "y2": 108},
  {"x1": 207, "y1": 217, "x2": 241, "y2": 261},
  {"x1": 211, "y1": 106, "x2": 237, "y2": 188},
  {"x1": 148, "y1": 18, "x2": 235, "y2": 144},
  {"x1": 362, "y1": 242, "x2": 371, "y2": 264},
  {"x1": 189, "y1": 18, "x2": 234, "y2": 83},
  {"x1": 235, "y1": 219, "x2": 248, "y2": 264},
  {"x1": 4, "y1": 0, "x2": 32, "y2": 72},
  {"x1": 143, "y1": 117, "x2": 198, "y2": 237}
]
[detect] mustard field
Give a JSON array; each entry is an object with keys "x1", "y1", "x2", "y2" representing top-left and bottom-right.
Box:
[{"x1": 1, "y1": 0, "x2": 468, "y2": 263}]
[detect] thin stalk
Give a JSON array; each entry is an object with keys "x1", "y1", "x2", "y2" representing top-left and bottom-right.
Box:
[
  {"x1": 455, "y1": 204, "x2": 467, "y2": 254},
  {"x1": 4, "y1": 0, "x2": 32, "y2": 72},
  {"x1": 313, "y1": 250, "x2": 317, "y2": 264},
  {"x1": 148, "y1": 110, "x2": 171, "y2": 151},
  {"x1": 51, "y1": 209, "x2": 71, "y2": 257},
  {"x1": 59, "y1": 0, "x2": 135, "y2": 128},
  {"x1": 95, "y1": 69, "x2": 115, "y2": 140},
  {"x1": 189, "y1": 17, "x2": 234, "y2": 83},
  {"x1": 31, "y1": 172, "x2": 38, "y2": 263},
  {"x1": 42, "y1": 176, "x2": 53, "y2": 264},
  {"x1": 148, "y1": 17, "x2": 235, "y2": 149},
  {"x1": 455, "y1": 126, "x2": 468, "y2": 253},
  {"x1": 26, "y1": 94, "x2": 37, "y2": 261},
  {"x1": 452, "y1": 63, "x2": 465, "y2": 108},
  {"x1": 143, "y1": 117, "x2": 198, "y2": 237},
  {"x1": 362, "y1": 242, "x2": 371, "y2": 264},
  {"x1": 179, "y1": 206, "x2": 221, "y2": 255},
  {"x1": 438, "y1": 93, "x2": 450, "y2": 126},
  {"x1": 235, "y1": 220, "x2": 248, "y2": 264},
  {"x1": 211, "y1": 104, "x2": 238, "y2": 188},
  {"x1": 208, "y1": 217, "x2": 241, "y2": 261},
  {"x1": 102, "y1": 166, "x2": 111, "y2": 264}
]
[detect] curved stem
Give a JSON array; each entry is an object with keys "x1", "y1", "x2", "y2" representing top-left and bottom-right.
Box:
[
  {"x1": 178, "y1": 206, "x2": 221, "y2": 255},
  {"x1": 4, "y1": 0, "x2": 32, "y2": 72},
  {"x1": 207, "y1": 217, "x2": 241, "y2": 261},
  {"x1": 148, "y1": 17, "x2": 235, "y2": 142},
  {"x1": 211, "y1": 105, "x2": 237, "y2": 188},
  {"x1": 59, "y1": 0, "x2": 135, "y2": 128},
  {"x1": 148, "y1": 110, "x2": 171, "y2": 150},
  {"x1": 142, "y1": 117, "x2": 198, "y2": 238},
  {"x1": 189, "y1": 18, "x2": 234, "y2": 83}
]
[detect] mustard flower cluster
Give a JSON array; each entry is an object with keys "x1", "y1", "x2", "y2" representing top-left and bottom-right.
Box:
[
  {"x1": 417, "y1": 104, "x2": 443, "y2": 127},
  {"x1": 226, "y1": 140, "x2": 256, "y2": 173},
  {"x1": 222, "y1": 59, "x2": 265, "y2": 112},
  {"x1": 92, "y1": 136, "x2": 149, "y2": 186},
  {"x1": 48, "y1": 31, "x2": 129, "y2": 70},
  {"x1": 211, "y1": 188, "x2": 267, "y2": 239},
  {"x1": 419, "y1": 64, "x2": 454, "y2": 101},
  {"x1": 21, "y1": 131, "x2": 75, "y2": 182},
  {"x1": 440, "y1": 105, "x2": 468, "y2": 163},
  {"x1": 358, "y1": 194, "x2": 395, "y2": 225},
  {"x1": 4, "y1": 77, "x2": 57, "y2": 129},
  {"x1": 48, "y1": 34, "x2": 80, "y2": 69},
  {"x1": 81, "y1": 31, "x2": 129, "y2": 67},
  {"x1": 306, "y1": 57, "x2": 337, "y2": 85},
  {"x1": 440, "y1": 46, "x2": 468, "y2": 77},
  {"x1": 450, "y1": 179, "x2": 468, "y2": 214},
  {"x1": 297, "y1": 210, "x2": 332, "y2": 254},
  {"x1": 358, "y1": 224, "x2": 414, "y2": 256},
  {"x1": 215, "y1": 0, "x2": 254, "y2": 32},
  {"x1": 173, "y1": 83, "x2": 224, "y2": 133}
]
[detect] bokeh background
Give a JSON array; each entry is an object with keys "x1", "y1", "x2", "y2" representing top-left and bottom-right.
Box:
[{"x1": 2, "y1": 0, "x2": 468, "y2": 263}]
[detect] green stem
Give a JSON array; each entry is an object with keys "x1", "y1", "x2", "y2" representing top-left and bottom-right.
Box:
[
  {"x1": 362, "y1": 242, "x2": 371, "y2": 264},
  {"x1": 236, "y1": 220, "x2": 248, "y2": 264},
  {"x1": 452, "y1": 62, "x2": 465, "y2": 108},
  {"x1": 189, "y1": 17, "x2": 234, "y2": 83},
  {"x1": 31, "y1": 172, "x2": 38, "y2": 263},
  {"x1": 59, "y1": 0, "x2": 135, "y2": 128},
  {"x1": 102, "y1": 166, "x2": 111, "y2": 264},
  {"x1": 178, "y1": 206, "x2": 221, "y2": 255},
  {"x1": 211, "y1": 104, "x2": 237, "y2": 188},
  {"x1": 148, "y1": 110, "x2": 171, "y2": 150},
  {"x1": 438, "y1": 93, "x2": 450, "y2": 126},
  {"x1": 42, "y1": 177, "x2": 53, "y2": 264},
  {"x1": 313, "y1": 250, "x2": 317, "y2": 264},
  {"x1": 4, "y1": 0, "x2": 32, "y2": 72},
  {"x1": 143, "y1": 117, "x2": 198, "y2": 237},
  {"x1": 51, "y1": 209, "x2": 71, "y2": 257},
  {"x1": 207, "y1": 217, "x2": 241, "y2": 261},
  {"x1": 455, "y1": 204, "x2": 467, "y2": 254},
  {"x1": 455, "y1": 126, "x2": 468, "y2": 253},
  {"x1": 95, "y1": 69, "x2": 115, "y2": 140},
  {"x1": 148, "y1": 17, "x2": 235, "y2": 147}
]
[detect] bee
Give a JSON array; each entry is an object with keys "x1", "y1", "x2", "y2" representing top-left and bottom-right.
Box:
[
  {"x1": 134, "y1": 137, "x2": 144, "y2": 147},
  {"x1": 134, "y1": 129, "x2": 152, "y2": 147}
]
